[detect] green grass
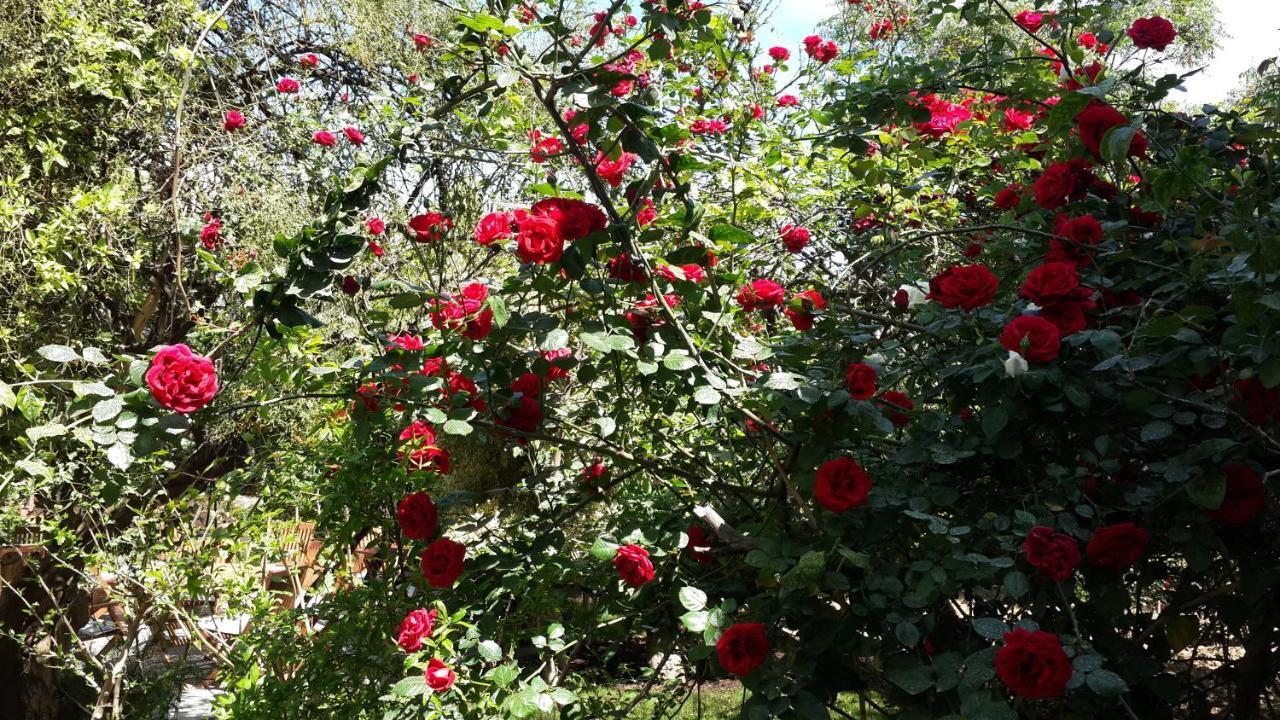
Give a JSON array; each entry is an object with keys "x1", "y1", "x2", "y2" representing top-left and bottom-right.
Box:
[{"x1": 581, "y1": 683, "x2": 881, "y2": 719}]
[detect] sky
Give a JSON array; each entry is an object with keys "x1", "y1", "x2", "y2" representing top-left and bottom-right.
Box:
[{"x1": 762, "y1": 0, "x2": 1280, "y2": 106}]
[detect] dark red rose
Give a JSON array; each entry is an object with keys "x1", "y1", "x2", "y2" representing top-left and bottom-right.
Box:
[
  {"x1": 541, "y1": 348, "x2": 573, "y2": 381},
  {"x1": 995, "y1": 628, "x2": 1071, "y2": 700},
  {"x1": 608, "y1": 252, "x2": 649, "y2": 283},
  {"x1": 514, "y1": 212, "x2": 565, "y2": 264},
  {"x1": 1086, "y1": 522, "x2": 1149, "y2": 571},
  {"x1": 1207, "y1": 465, "x2": 1265, "y2": 525},
  {"x1": 1050, "y1": 214, "x2": 1104, "y2": 266},
  {"x1": 341, "y1": 274, "x2": 360, "y2": 295},
  {"x1": 844, "y1": 362, "x2": 878, "y2": 400},
  {"x1": 396, "y1": 608, "x2": 437, "y2": 651},
  {"x1": 1033, "y1": 158, "x2": 1093, "y2": 209},
  {"x1": 1037, "y1": 302, "x2": 1090, "y2": 335},
  {"x1": 716, "y1": 623, "x2": 769, "y2": 676},
  {"x1": 510, "y1": 372, "x2": 544, "y2": 399},
  {"x1": 1022, "y1": 526, "x2": 1080, "y2": 581},
  {"x1": 736, "y1": 279, "x2": 786, "y2": 311},
  {"x1": 878, "y1": 391, "x2": 914, "y2": 427},
  {"x1": 928, "y1": 264, "x2": 999, "y2": 311},
  {"x1": 147, "y1": 344, "x2": 219, "y2": 413},
  {"x1": 994, "y1": 184, "x2": 1022, "y2": 210},
  {"x1": 497, "y1": 393, "x2": 543, "y2": 435},
  {"x1": 613, "y1": 544, "x2": 655, "y2": 587},
  {"x1": 1233, "y1": 377, "x2": 1280, "y2": 424},
  {"x1": 1019, "y1": 262, "x2": 1080, "y2": 306},
  {"x1": 424, "y1": 658, "x2": 455, "y2": 693},
  {"x1": 813, "y1": 456, "x2": 872, "y2": 512},
  {"x1": 396, "y1": 491, "x2": 439, "y2": 541},
  {"x1": 893, "y1": 288, "x2": 910, "y2": 309},
  {"x1": 420, "y1": 538, "x2": 465, "y2": 587},
  {"x1": 1075, "y1": 101, "x2": 1147, "y2": 159},
  {"x1": 1127, "y1": 16, "x2": 1177, "y2": 51},
  {"x1": 686, "y1": 525, "x2": 715, "y2": 565},
  {"x1": 1000, "y1": 315, "x2": 1061, "y2": 363}
]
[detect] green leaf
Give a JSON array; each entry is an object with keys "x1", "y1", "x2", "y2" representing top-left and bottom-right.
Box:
[
  {"x1": 678, "y1": 586, "x2": 707, "y2": 612},
  {"x1": 1140, "y1": 420, "x2": 1173, "y2": 443},
  {"x1": 26, "y1": 424, "x2": 68, "y2": 443},
  {"x1": 895, "y1": 621, "x2": 921, "y2": 648},
  {"x1": 477, "y1": 640, "x2": 503, "y2": 662},
  {"x1": 0, "y1": 381, "x2": 15, "y2": 410},
  {"x1": 1164, "y1": 616, "x2": 1198, "y2": 654},
  {"x1": 680, "y1": 610, "x2": 709, "y2": 632},
  {"x1": 92, "y1": 396, "x2": 123, "y2": 423},
  {"x1": 16, "y1": 460, "x2": 53, "y2": 480},
  {"x1": 37, "y1": 345, "x2": 79, "y2": 363},
  {"x1": 1072, "y1": 654, "x2": 1104, "y2": 673},
  {"x1": 708, "y1": 223, "x2": 754, "y2": 246},
  {"x1": 693, "y1": 386, "x2": 721, "y2": 405},
  {"x1": 884, "y1": 661, "x2": 933, "y2": 695},
  {"x1": 1086, "y1": 669, "x2": 1128, "y2": 697},
  {"x1": 1101, "y1": 124, "x2": 1139, "y2": 162},
  {"x1": 488, "y1": 663, "x2": 519, "y2": 687},
  {"x1": 663, "y1": 352, "x2": 697, "y2": 371},
  {"x1": 489, "y1": 295, "x2": 510, "y2": 328},
  {"x1": 764, "y1": 372, "x2": 801, "y2": 391},
  {"x1": 81, "y1": 347, "x2": 110, "y2": 365},
  {"x1": 443, "y1": 419, "x2": 473, "y2": 436},
  {"x1": 1187, "y1": 472, "x2": 1227, "y2": 509},
  {"x1": 390, "y1": 675, "x2": 429, "y2": 697},
  {"x1": 589, "y1": 536, "x2": 619, "y2": 561},
  {"x1": 982, "y1": 407, "x2": 1008, "y2": 437},
  {"x1": 1003, "y1": 571, "x2": 1029, "y2": 599},
  {"x1": 580, "y1": 332, "x2": 612, "y2": 353},
  {"x1": 972, "y1": 617, "x2": 1009, "y2": 640},
  {"x1": 106, "y1": 443, "x2": 133, "y2": 470}
]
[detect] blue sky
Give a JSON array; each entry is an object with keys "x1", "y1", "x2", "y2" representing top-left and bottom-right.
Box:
[{"x1": 760, "y1": 0, "x2": 1280, "y2": 106}]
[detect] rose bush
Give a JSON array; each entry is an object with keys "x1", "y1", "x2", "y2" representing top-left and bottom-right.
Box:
[{"x1": 2, "y1": 0, "x2": 1277, "y2": 719}]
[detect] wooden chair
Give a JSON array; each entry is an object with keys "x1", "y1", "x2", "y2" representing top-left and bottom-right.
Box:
[{"x1": 262, "y1": 522, "x2": 321, "y2": 609}]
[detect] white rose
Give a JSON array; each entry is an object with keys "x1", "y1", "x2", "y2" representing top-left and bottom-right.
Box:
[{"x1": 1004, "y1": 351, "x2": 1029, "y2": 378}]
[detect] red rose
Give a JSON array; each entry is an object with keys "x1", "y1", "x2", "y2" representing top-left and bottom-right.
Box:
[
  {"x1": 613, "y1": 544, "x2": 655, "y2": 587},
  {"x1": 475, "y1": 211, "x2": 513, "y2": 245},
  {"x1": 995, "y1": 628, "x2": 1071, "y2": 700},
  {"x1": 396, "y1": 492, "x2": 439, "y2": 541},
  {"x1": 878, "y1": 391, "x2": 914, "y2": 427},
  {"x1": 408, "y1": 212, "x2": 454, "y2": 242},
  {"x1": 530, "y1": 134, "x2": 563, "y2": 163},
  {"x1": 396, "y1": 608, "x2": 438, "y2": 651},
  {"x1": 298, "y1": 53, "x2": 319, "y2": 68},
  {"x1": 994, "y1": 184, "x2": 1022, "y2": 210},
  {"x1": 412, "y1": 33, "x2": 434, "y2": 50},
  {"x1": 686, "y1": 525, "x2": 715, "y2": 565},
  {"x1": 595, "y1": 151, "x2": 636, "y2": 187},
  {"x1": 802, "y1": 35, "x2": 838, "y2": 63},
  {"x1": 199, "y1": 215, "x2": 222, "y2": 250},
  {"x1": 844, "y1": 362, "x2": 877, "y2": 400},
  {"x1": 541, "y1": 348, "x2": 573, "y2": 381},
  {"x1": 1233, "y1": 377, "x2": 1280, "y2": 424},
  {"x1": 343, "y1": 126, "x2": 365, "y2": 145},
  {"x1": 768, "y1": 46, "x2": 790, "y2": 61},
  {"x1": 146, "y1": 344, "x2": 219, "y2": 413},
  {"x1": 783, "y1": 289, "x2": 826, "y2": 331},
  {"x1": 513, "y1": 212, "x2": 565, "y2": 264},
  {"x1": 736, "y1": 279, "x2": 786, "y2": 311},
  {"x1": 1207, "y1": 465, "x2": 1265, "y2": 525},
  {"x1": 530, "y1": 198, "x2": 607, "y2": 240},
  {"x1": 1033, "y1": 158, "x2": 1093, "y2": 209},
  {"x1": 580, "y1": 461, "x2": 609, "y2": 488},
  {"x1": 716, "y1": 623, "x2": 769, "y2": 676},
  {"x1": 1075, "y1": 101, "x2": 1147, "y2": 159},
  {"x1": 655, "y1": 264, "x2": 705, "y2": 284},
  {"x1": 1037, "y1": 302, "x2": 1090, "y2": 335},
  {"x1": 928, "y1": 264, "x2": 999, "y2": 311},
  {"x1": 424, "y1": 658, "x2": 455, "y2": 693},
  {"x1": 366, "y1": 217, "x2": 385, "y2": 235},
  {"x1": 510, "y1": 372, "x2": 544, "y2": 399},
  {"x1": 1086, "y1": 523, "x2": 1149, "y2": 571},
  {"x1": 777, "y1": 94, "x2": 799, "y2": 108},
  {"x1": 312, "y1": 130, "x2": 337, "y2": 147},
  {"x1": 1127, "y1": 16, "x2": 1177, "y2": 51},
  {"x1": 1001, "y1": 315, "x2": 1061, "y2": 363},
  {"x1": 1013, "y1": 10, "x2": 1046, "y2": 32},
  {"x1": 420, "y1": 538, "x2": 465, "y2": 588},
  {"x1": 1002, "y1": 108, "x2": 1034, "y2": 132},
  {"x1": 893, "y1": 288, "x2": 910, "y2": 310},
  {"x1": 341, "y1": 275, "x2": 360, "y2": 295},
  {"x1": 275, "y1": 77, "x2": 300, "y2": 93},
  {"x1": 813, "y1": 456, "x2": 872, "y2": 512},
  {"x1": 1022, "y1": 526, "x2": 1080, "y2": 581},
  {"x1": 223, "y1": 110, "x2": 246, "y2": 132},
  {"x1": 780, "y1": 224, "x2": 811, "y2": 253}
]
